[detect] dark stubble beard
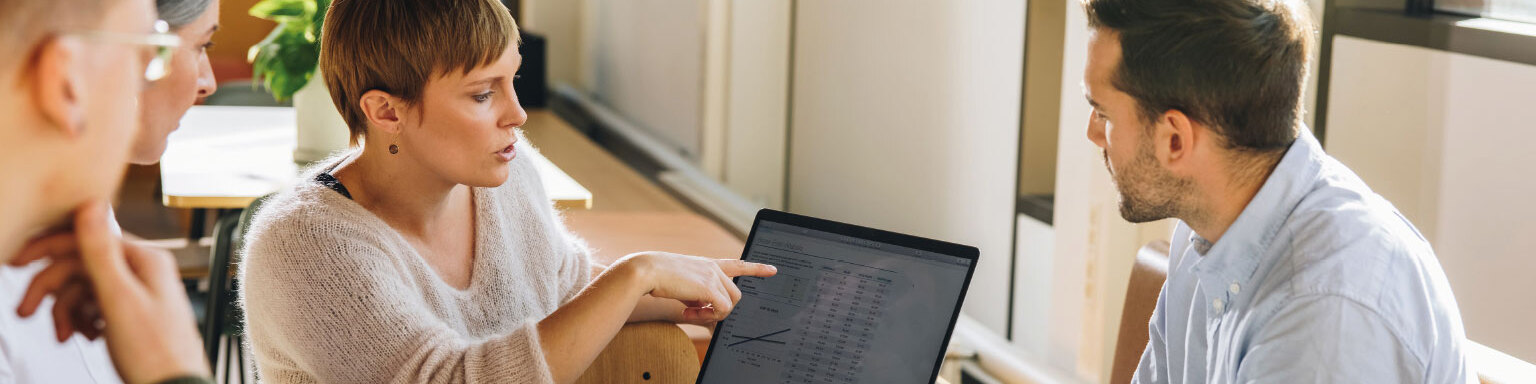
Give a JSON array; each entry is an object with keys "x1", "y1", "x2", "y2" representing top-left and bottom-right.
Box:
[{"x1": 1106, "y1": 138, "x2": 1191, "y2": 224}]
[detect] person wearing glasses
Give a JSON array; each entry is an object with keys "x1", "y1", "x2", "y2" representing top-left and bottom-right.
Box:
[
  {"x1": 0, "y1": 0, "x2": 213, "y2": 383},
  {"x1": 133, "y1": 0, "x2": 221, "y2": 165}
]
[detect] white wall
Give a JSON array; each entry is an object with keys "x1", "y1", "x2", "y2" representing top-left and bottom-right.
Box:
[
  {"x1": 1011, "y1": 216, "x2": 1056, "y2": 356},
  {"x1": 581, "y1": 0, "x2": 707, "y2": 160},
  {"x1": 1326, "y1": 35, "x2": 1536, "y2": 363},
  {"x1": 785, "y1": 0, "x2": 1025, "y2": 336},
  {"x1": 519, "y1": 0, "x2": 585, "y2": 89},
  {"x1": 1044, "y1": 2, "x2": 1095, "y2": 375},
  {"x1": 721, "y1": 0, "x2": 792, "y2": 209},
  {"x1": 527, "y1": 0, "x2": 791, "y2": 213}
]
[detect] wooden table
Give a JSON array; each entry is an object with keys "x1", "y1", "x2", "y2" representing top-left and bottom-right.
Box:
[
  {"x1": 520, "y1": 110, "x2": 689, "y2": 213},
  {"x1": 160, "y1": 106, "x2": 593, "y2": 211}
]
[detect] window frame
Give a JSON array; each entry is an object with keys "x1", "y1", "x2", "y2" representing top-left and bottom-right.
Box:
[{"x1": 1313, "y1": 0, "x2": 1536, "y2": 144}]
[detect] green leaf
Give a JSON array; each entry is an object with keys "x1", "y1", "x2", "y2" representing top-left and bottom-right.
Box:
[
  {"x1": 246, "y1": 0, "x2": 323, "y2": 102},
  {"x1": 313, "y1": 0, "x2": 331, "y2": 31},
  {"x1": 249, "y1": 0, "x2": 315, "y2": 22}
]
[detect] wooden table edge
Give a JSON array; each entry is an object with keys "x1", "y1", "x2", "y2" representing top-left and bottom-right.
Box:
[{"x1": 167, "y1": 193, "x2": 593, "y2": 211}]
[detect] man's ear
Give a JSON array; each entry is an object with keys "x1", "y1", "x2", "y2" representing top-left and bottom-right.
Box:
[
  {"x1": 1155, "y1": 109, "x2": 1198, "y2": 167},
  {"x1": 358, "y1": 89, "x2": 404, "y2": 136},
  {"x1": 30, "y1": 37, "x2": 87, "y2": 138}
]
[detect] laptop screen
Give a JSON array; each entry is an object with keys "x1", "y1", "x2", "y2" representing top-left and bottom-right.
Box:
[{"x1": 696, "y1": 212, "x2": 977, "y2": 384}]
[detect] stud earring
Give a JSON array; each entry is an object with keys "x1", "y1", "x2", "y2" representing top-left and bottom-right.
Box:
[{"x1": 388, "y1": 144, "x2": 399, "y2": 154}]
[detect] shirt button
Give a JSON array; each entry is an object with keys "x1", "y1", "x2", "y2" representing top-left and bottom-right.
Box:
[
  {"x1": 1229, "y1": 283, "x2": 1241, "y2": 295},
  {"x1": 1212, "y1": 298, "x2": 1225, "y2": 312}
]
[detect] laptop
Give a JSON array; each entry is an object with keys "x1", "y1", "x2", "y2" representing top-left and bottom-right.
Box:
[{"x1": 695, "y1": 209, "x2": 980, "y2": 384}]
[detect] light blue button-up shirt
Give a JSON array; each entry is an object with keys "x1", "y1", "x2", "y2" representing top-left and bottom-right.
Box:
[{"x1": 1132, "y1": 131, "x2": 1473, "y2": 383}]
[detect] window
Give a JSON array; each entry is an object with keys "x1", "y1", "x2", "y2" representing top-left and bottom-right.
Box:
[{"x1": 1435, "y1": 0, "x2": 1536, "y2": 24}]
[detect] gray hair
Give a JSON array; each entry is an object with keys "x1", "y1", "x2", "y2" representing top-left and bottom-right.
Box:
[{"x1": 156, "y1": 0, "x2": 213, "y2": 29}]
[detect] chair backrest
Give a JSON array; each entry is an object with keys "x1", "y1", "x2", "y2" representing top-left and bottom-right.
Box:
[
  {"x1": 202, "y1": 195, "x2": 274, "y2": 364},
  {"x1": 576, "y1": 322, "x2": 702, "y2": 384},
  {"x1": 1110, "y1": 240, "x2": 1170, "y2": 384},
  {"x1": 232, "y1": 195, "x2": 274, "y2": 265},
  {"x1": 204, "y1": 212, "x2": 244, "y2": 364}
]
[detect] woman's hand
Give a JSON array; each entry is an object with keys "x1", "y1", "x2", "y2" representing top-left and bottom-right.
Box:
[
  {"x1": 616, "y1": 252, "x2": 777, "y2": 324},
  {"x1": 539, "y1": 252, "x2": 774, "y2": 383},
  {"x1": 8, "y1": 200, "x2": 209, "y2": 383}
]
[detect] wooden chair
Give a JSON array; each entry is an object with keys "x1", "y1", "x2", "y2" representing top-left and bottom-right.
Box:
[
  {"x1": 562, "y1": 210, "x2": 747, "y2": 361},
  {"x1": 563, "y1": 211, "x2": 737, "y2": 382},
  {"x1": 1110, "y1": 240, "x2": 1170, "y2": 384},
  {"x1": 578, "y1": 322, "x2": 702, "y2": 383}
]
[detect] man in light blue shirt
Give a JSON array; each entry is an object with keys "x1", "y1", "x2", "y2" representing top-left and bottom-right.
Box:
[{"x1": 1079, "y1": 0, "x2": 1471, "y2": 382}]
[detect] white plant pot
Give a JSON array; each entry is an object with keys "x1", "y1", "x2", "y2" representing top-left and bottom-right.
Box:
[{"x1": 291, "y1": 71, "x2": 351, "y2": 164}]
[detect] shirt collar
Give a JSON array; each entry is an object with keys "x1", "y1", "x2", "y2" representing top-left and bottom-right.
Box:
[{"x1": 1192, "y1": 128, "x2": 1326, "y2": 303}]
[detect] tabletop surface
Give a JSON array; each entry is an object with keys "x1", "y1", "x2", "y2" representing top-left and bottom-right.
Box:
[{"x1": 159, "y1": 106, "x2": 592, "y2": 210}]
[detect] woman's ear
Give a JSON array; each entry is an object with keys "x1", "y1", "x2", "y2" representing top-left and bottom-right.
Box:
[
  {"x1": 30, "y1": 37, "x2": 87, "y2": 138},
  {"x1": 358, "y1": 89, "x2": 404, "y2": 135}
]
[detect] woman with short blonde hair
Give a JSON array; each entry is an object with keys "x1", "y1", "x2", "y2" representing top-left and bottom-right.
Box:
[{"x1": 238, "y1": 0, "x2": 775, "y2": 383}]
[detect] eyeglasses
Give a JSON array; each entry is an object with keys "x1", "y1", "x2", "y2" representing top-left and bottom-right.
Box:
[{"x1": 70, "y1": 20, "x2": 182, "y2": 82}]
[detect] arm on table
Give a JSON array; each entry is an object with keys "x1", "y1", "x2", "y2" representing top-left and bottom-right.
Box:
[{"x1": 590, "y1": 263, "x2": 690, "y2": 324}]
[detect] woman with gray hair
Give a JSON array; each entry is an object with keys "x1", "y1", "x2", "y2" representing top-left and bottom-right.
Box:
[
  {"x1": 134, "y1": 0, "x2": 220, "y2": 164},
  {"x1": 0, "y1": 0, "x2": 220, "y2": 383}
]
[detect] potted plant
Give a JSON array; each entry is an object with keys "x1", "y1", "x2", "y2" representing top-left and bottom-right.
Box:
[{"x1": 248, "y1": 0, "x2": 349, "y2": 163}]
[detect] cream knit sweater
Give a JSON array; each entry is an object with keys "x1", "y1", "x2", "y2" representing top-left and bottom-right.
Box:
[{"x1": 238, "y1": 136, "x2": 592, "y2": 384}]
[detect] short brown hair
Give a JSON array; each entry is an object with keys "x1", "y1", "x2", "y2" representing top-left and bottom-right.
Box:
[
  {"x1": 0, "y1": 0, "x2": 106, "y2": 72},
  {"x1": 320, "y1": 0, "x2": 520, "y2": 143},
  {"x1": 1085, "y1": 0, "x2": 1314, "y2": 152}
]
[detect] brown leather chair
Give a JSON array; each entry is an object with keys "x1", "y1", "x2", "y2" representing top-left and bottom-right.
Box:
[
  {"x1": 578, "y1": 322, "x2": 702, "y2": 383},
  {"x1": 1110, "y1": 240, "x2": 1170, "y2": 384}
]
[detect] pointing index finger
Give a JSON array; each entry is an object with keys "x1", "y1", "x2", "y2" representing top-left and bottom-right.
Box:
[{"x1": 716, "y1": 259, "x2": 778, "y2": 278}]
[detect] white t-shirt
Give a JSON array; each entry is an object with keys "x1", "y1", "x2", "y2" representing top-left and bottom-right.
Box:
[
  {"x1": 0, "y1": 209, "x2": 124, "y2": 383},
  {"x1": 0, "y1": 262, "x2": 121, "y2": 383}
]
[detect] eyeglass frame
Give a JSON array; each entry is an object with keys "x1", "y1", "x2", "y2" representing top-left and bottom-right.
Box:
[{"x1": 68, "y1": 20, "x2": 182, "y2": 82}]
